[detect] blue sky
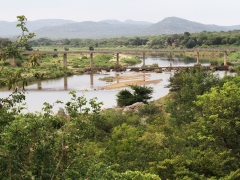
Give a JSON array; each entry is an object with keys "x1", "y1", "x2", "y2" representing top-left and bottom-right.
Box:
[{"x1": 1, "y1": 0, "x2": 240, "y2": 26}]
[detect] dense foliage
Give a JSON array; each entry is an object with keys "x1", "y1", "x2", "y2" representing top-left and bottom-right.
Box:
[
  {"x1": 19, "y1": 30, "x2": 240, "y2": 49},
  {"x1": 1, "y1": 69, "x2": 240, "y2": 179}
]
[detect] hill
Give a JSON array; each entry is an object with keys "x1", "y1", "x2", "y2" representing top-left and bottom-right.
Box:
[
  {"x1": 34, "y1": 21, "x2": 150, "y2": 39},
  {"x1": 1, "y1": 17, "x2": 240, "y2": 39},
  {"x1": 146, "y1": 17, "x2": 240, "y2": 35},
  {"x1": 0, "y1": 19, "x2": 75, "y2": 37},
  {"x1": 99, "y1": 19, "x2": 153, "y2": 25}
]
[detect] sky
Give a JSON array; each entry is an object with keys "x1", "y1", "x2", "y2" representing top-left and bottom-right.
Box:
[{"x1": 1, "y1": 0, "x2": 240, "y2": 26}]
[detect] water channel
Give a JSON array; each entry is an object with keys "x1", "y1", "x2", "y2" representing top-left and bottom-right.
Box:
[{"x1": 0, "y1": 56, "x2": 217, "y2": 113}]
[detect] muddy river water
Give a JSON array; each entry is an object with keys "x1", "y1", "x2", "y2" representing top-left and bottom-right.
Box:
[{"x1": 0, "y1": 56, "x2": 214, "y2": 113}]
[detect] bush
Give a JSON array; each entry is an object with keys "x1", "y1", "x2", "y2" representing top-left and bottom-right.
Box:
[
  {"x1": 52, "y1": 54, "x2": 58, "y2": 58},
  {"x1": 131, "y1": 85, "x2": 154, "y2": 103},
  {"x1": 210, "y1": 59, "x2": 219, "y2": 66},
  {"x1": 72, "y1": 63, "x2": 79, "y2": 68},
  {"x1": 116, "y1": 89, "x2": 135, "y2": 107},
  {"x1": 81, "y1": 56, "x2": 88, "y2": 60},
  {"x1": 151, "y1": 63, "x2": 159, "y2": 67},
  {"x1": 2, "y1": 61, "x2": 10, "y2": 66},
  {"x1": 138, "y1": 102, "x2": 160, "y2": 116},
  {"x1": 116, "y1": 85, "x2": 153, "y2": 107},
  {"x1": 121, "y1": 57, "x2": 142, "y2": 66}
]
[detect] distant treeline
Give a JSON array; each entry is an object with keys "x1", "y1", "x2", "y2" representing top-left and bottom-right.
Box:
[{"x1": 1, "y1": 30, "x2": 240, "y2": 50}]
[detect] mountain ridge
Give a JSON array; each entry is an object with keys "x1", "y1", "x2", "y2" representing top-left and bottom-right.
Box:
[{"x1": 1, "y1": 17, "x2": 240, "y2": 39}]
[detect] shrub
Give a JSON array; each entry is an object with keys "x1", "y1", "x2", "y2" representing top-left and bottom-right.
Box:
[
  {"x1": 81, "y1": 56, "x2": 88, "y2": 60},
  {"x1": 116, "y1": 89, "x2": 135, "y2": 107},
  {"x1": 210, "y1": 59, "x2": 219, "y2": 66},
  {"x1": 131, "y1": 85, "x2": 153, "y2": 103},
  {"x1": 116, "y1": 85, "x2": 153, "y2": 107},
  {"x1": 138, "y1": 102, "x2": 160, "y2": 116},
  {"x1": 72, "y1": 63, "x2": 79, "y2": 68},
  {"x1": 121, "y1": 57, "x2": 142, "y2": 66},
  {"x1": 151, "y1": 63, "x2": 159, "y2": 67},
  {"x1": 3, "y1": 61, "x2": 10, "y2": 66},
  {"x1": 52, "y1": 54, "x2": 58, "y2": 58}
]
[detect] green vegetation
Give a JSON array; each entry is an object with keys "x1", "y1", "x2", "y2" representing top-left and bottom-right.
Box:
[
  {"x1": 150, "y1": 63, "x2": 159, "y2": 67},
  {"x1": 1, "y1": 68, "x2": 240, "y2": 179},
  {"x1": 27, "y1": 30, "x2": 240, "y2": 49},
  {"x1": 121, "y1": 56, "x2": 142, "y2": 66},
  {"x1": 0, "y1": 15, "x2": 36, "y2": 90},
  {"x1": 116, "y1": 85, "x2": 154, "y2": 107}
]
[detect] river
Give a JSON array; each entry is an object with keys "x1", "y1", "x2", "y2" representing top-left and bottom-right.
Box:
[{"x1": 0, "y1": 56, "x2": 214, "y2": 113}]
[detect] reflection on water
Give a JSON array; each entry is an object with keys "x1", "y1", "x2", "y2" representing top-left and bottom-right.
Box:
[
  {"x1": 0, "y1": 56, "x2": 213, "y2": 112},
  {"x1": 0, "y1": 72, "x2": 171, "y2": 112},
  {"x1": 64, "y1": 75, "x2": 68, "y2": 90},
  {"x1": 133, "y1": 55, "x2": 210, "y2": 67}
]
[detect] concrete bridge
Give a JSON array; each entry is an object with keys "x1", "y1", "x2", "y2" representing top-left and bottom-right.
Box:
[{"x1": 8, "y1": 47, "x2": 240, "y2": 68}]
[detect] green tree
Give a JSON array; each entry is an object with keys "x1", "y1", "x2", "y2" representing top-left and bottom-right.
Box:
[
  {"x1": 62, "y1": 38, "x2": 70, "y2": 45},
  {"x1": 89, "y1": 46, "x2": 94, "y2": 51},
  {"x1": 0, "y1": 38, "x2": 12, "y2": 47},
  {"x1": 0, "y1": 15, "x2": 36, "y2": 91},
  {"x1": 166, "y1": 68, "x2": 220, "y2": 125},
  {"x1": 186, "y1": 39, "x2": 196, "y2": 48},
  {"x1": 116, "y1": 85, "x2": 153, "y2": 107},
  {"x1": 194, "y1": 81, "x2": 240, "y2": 150}
]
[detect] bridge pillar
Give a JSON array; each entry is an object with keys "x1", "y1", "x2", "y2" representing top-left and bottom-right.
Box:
[
  {"x1": 90, "y1": 73, "x2": 94, "y2": 86},
  {"x1": 9, "y1": 56, "x2": 15, "y2": 66},
  {"x1": 116, "y1": 74, "x2": 120, "y2": 83},
  {"x1": 224, "y1": 51, "x2": 228, "y2": 66},
  {"x1": 116, "y1": 53, "x2": 120, "y2": 68},
  {"x1": 63, "y1": 53, "x2": 67, "y2": 67},
  {"x1": 90, "y1": 53, "x2": 93, "y2": 69},
  {"x1": 64, "y1": 75, "x2": 68, "y2": 90},
  {"x1": 196, "y1": 51, "x2": 200, "y2": 65},
  {"x1": 142, "y1": 52, "x2": 146, "y2": 67}
]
